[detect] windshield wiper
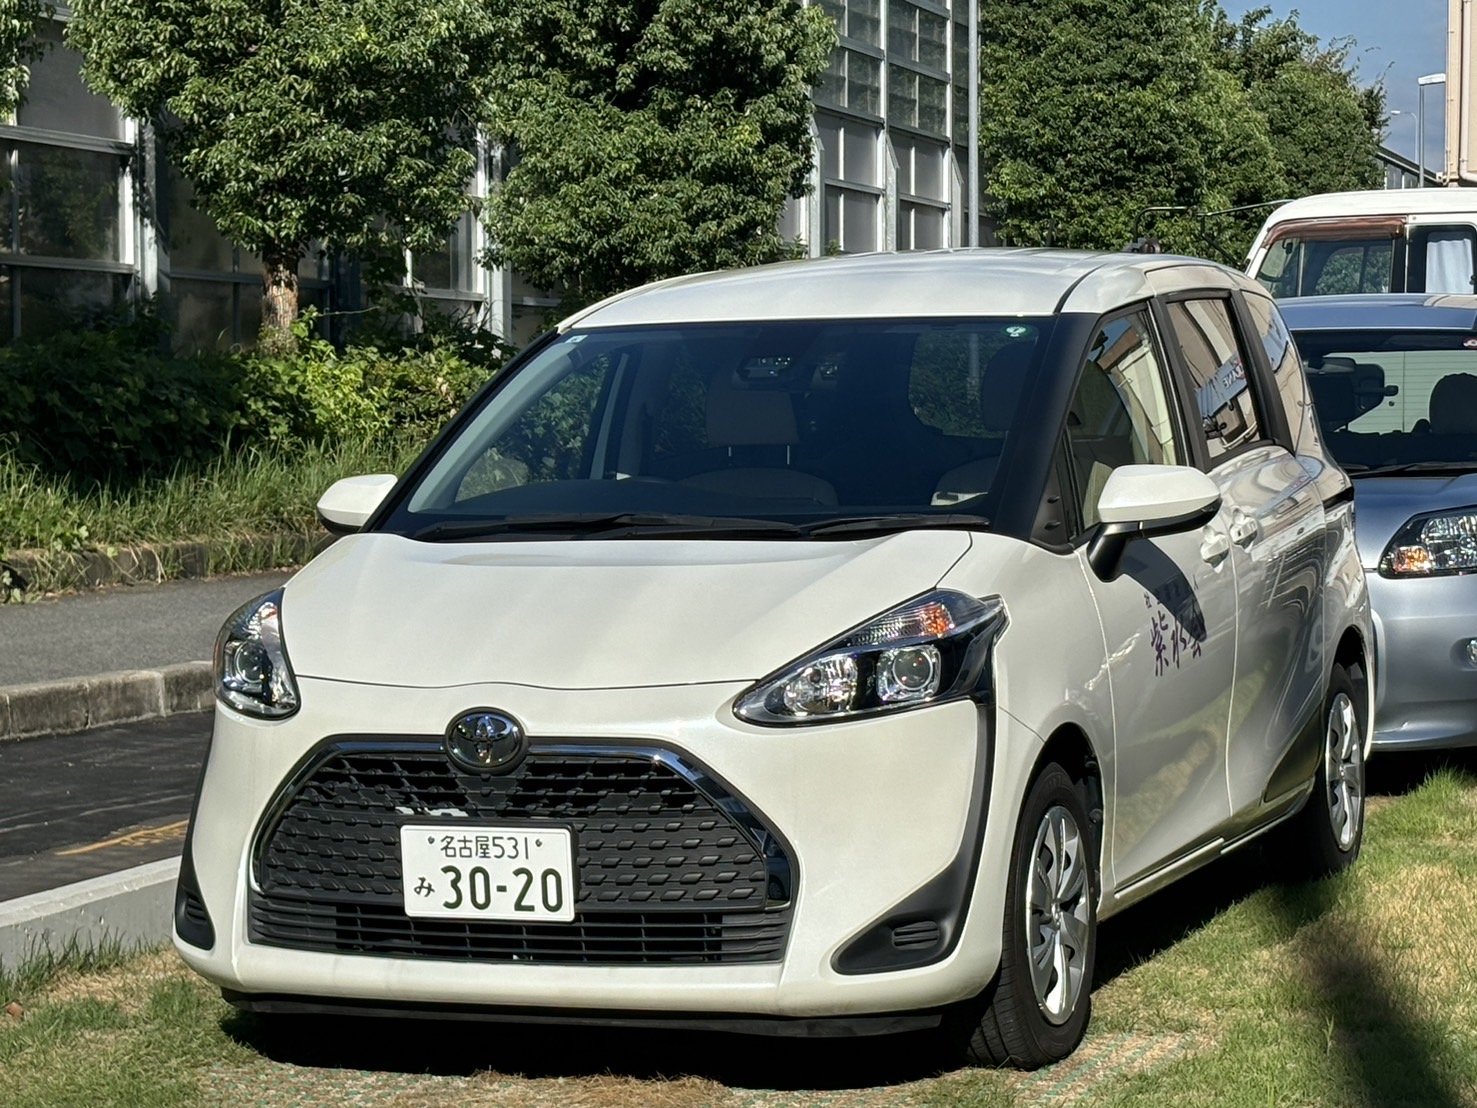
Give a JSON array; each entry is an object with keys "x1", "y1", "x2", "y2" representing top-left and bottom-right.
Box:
[
  {"x1": 801, "y1": 513, "x2": 991, "y2": 538},
  {"x1": 1346, "y1": 461, "x2": 1477, "y2": 478},
  {"x1": 412, "y1": 512, "x2": 803, "y2": 541}
]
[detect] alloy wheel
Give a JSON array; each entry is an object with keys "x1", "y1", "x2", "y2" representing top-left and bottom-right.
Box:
[
  {"x1": 1026, "y1": 803, "x2": 1091, "y2": 1025},
  {"x1": 1325, "y1": 690, "x2": 1363, "y2": 852}
]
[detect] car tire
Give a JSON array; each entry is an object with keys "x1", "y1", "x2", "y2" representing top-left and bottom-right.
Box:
[
  {"x1": 964, "y1": 761, "x2": 1096, "y2": 1069},
  {"x1": 1283, "y1": 662, "x2": 1366, "y2": 879}
]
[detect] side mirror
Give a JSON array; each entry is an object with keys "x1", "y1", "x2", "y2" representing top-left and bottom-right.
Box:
[
  {"x1": 1088, "y1": 465, "x2": 1221, "y2": 581},
  {"x1": 317, "y1": 474, "x2": 398, "y2": 535}
]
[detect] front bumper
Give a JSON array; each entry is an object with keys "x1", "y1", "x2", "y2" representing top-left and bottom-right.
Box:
[
  {"x1": 1370, "y1": 572, "x2": 1477, "y2": 749},
  {"x1": 177, "y1": 677, "x2": 1033, "y2": 1019}
]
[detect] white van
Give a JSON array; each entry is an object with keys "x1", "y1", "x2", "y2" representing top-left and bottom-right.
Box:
[{"x1": 1246, "y1": 188, "x2": 1477, "y2": 298}]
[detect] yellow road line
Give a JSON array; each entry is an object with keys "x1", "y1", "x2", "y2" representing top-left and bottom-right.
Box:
[{"x1": 57, "y1": 819, "x2": 188, "y2": 856}]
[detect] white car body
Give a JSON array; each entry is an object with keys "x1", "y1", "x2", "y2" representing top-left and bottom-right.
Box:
[{"x1": 177, "y1": 250, "x2": 1373, "y2": 1066}]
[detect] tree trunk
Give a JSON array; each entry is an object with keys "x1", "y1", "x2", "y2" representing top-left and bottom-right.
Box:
[{"x1": 259, "y1": 246, "x2": 302, "y2": 354}]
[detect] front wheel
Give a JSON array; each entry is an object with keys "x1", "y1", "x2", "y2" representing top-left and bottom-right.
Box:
[
  {"x1": 964, "y1": 762, "x2": 1096, "y2": 1069},
  {"x1": 1282, "y1": 662, "x2": 1366, "y2": 880}
]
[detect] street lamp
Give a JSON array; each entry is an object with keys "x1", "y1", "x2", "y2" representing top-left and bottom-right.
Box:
[{"x1": 1419, "y1": 72, "x2": 1447, "y2": 187}]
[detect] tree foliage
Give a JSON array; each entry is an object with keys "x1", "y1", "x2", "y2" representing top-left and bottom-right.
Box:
[
  {"x1": 0, "y1": 0, "x2": 48, "y2": 118},
  {"x1": 979, "y1": 0, "x2": 1280, "y2": 258},
  {"x1": 482, "y1": 0, "x2": 834, "y2": 311},
  {"x1": 979, "y1": 0, "x2": 1383, "y2": 263},
  {"x1": 1209, "y1": 4, "x2": 1385, "y2": 199},
  {"x1": 68, "y1": 0, "x2": 499, "y2": 347}
]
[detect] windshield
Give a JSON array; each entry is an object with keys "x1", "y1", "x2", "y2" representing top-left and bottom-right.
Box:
[
  {"x1": 1296, "y1": 329, "x2": 1477, "y2": 472},
  {"x1": 383, "y1": 318, "x2": 1051, "y2": 539}
]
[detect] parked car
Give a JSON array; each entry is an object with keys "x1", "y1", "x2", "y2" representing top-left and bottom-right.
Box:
[
  {"x1": 1246, "y1": 189, "x2": 1477, "y2": 299},
  {"x1": 1281, "y1": 292, "x2": 1477, "y2": 749},
  {"x1": 176, "y1": 250, "x2": 1372, "y2": 1069}
]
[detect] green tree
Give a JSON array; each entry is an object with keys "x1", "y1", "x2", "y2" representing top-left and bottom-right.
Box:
[
  {"x1": 482, "y1": 0, "x2": 834, "y2": 311},
  {"x1": 1209, "y1": 4, "x2": 1385, "y2": 198},
  {"x1": 68, "y1": 0, "x2": 499, "y2": 349},
  {"x1": 979, "y1": 0, "x2": 1282, "y2": 259},
  {"x1": 0, "y1": 0, "x2": 48, "y2": 118}
]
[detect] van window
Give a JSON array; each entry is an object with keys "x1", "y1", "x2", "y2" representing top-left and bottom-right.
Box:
[
  {"x1": 1255, "y1": 236, "x2": 1395, "y2": 297},
  {"x1": 1409, "y1": 226, "x2": 1477, "y2": 294}
]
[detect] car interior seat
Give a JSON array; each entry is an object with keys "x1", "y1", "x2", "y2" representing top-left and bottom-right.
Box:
[
  {"x1": 677, "y1": 374, "x2": 838, "y2": 505},
  {"x1": 932, "y1": 341, "x2": 1036, "y2": 505}
]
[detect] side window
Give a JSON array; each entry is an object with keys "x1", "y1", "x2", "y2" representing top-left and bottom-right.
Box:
[
  {"x1": 1409, "y1": 225, "x2": 1477, "y2": 294},
  {"x1": 1242, "y1": 293, "x2": 1304, "y2": 449},
  {"x1": 1310, "y1": 240, "x2": 1394, "y2": 295},
  {"x1": 1065, "y1": 311, "x2": 1180, "y2": 530},
  {"x1": 1166, "y1": 298, "x2": 1263, "y2": 462}
]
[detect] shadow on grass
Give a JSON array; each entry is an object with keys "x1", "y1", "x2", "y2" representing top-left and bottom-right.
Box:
[
  {"x1": 1261, "y1": 879, "x2": 1465, "y2": 1107},
  {"x1": 222, "y1": 1006, "x2": 953, "y2": 1091}
]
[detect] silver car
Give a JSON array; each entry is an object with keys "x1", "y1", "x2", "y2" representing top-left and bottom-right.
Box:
[{"x1": 1283, "y1": 293, "x2": 1477, "y2": 749}]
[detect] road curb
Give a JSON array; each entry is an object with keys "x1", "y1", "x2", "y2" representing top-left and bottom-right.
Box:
[
  {"x1": 0, "y1": 662, "x2": 213, "y2": 742},
  {"x1": 0, "y1": 857, "x2": 180, "y2": 970}
]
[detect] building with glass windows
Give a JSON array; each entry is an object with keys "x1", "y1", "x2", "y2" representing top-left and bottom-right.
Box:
[{"x1": 1, "y1": 2, "x2": 982, "y2": 349}]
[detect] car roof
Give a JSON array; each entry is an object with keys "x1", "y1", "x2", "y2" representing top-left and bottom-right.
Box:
[
  {"x1": 1260, "y1": 189, "x2": 1477, "y2": 223},
  {"x1": 1278, "y1": 293, "x2": 1477, "y2": 332},
  {"x1": 559, "y1": 249, "x2": 1261, "y2": 330}
]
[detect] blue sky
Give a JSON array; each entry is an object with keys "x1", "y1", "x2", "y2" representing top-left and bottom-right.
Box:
[{"x1": 1219, "y1": 0, "x2": 1447, "y2": 165}]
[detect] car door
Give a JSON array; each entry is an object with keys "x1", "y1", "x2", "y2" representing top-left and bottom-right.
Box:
[
  {"x1": 1158, "y1": 292, "x2": 1327, "y2": 822},
  {"x1": 1065, "y1": 307, "x2": 1237, "y2": 889}
]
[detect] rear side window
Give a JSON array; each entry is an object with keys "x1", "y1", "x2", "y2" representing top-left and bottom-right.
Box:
[
  {"x1": 1166, "y1": 299, "x2": 1263, "y2": 461},
  {"x1": 1255, "y1": 235, "x2": 1395, "y2": 297}
]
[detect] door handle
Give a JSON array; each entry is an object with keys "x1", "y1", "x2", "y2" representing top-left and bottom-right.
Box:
[
  {"x1": 1200, "y1": 529, "x2": 1231, "y2": 564},
  {"x1": 1229, "y1": 515, "x2": 1259, "y2": 546}
]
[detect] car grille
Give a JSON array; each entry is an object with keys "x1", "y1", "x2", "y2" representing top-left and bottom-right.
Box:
[{"x1": 249, "y1": 741, "x2": 794, "y2": 965}]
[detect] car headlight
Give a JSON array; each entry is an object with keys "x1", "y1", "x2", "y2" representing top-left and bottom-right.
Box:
[
  {"x1": 1379, "y1": 508, "x2": 1477, "y2": 577},
  {"x1": 734, "y1": 590, "x2": 1006, "y2": 725},
  {"x1": 215, "y1": 589, "x2": 300, "y2": 717}
]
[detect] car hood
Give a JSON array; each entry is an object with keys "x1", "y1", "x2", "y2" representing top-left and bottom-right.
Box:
[
  {"x1": 281, "y1": 530, "x2": 974, "y2": 689},
  {"x1": 1353, "y1": 471, "x2": 1477, "y2": 567}
]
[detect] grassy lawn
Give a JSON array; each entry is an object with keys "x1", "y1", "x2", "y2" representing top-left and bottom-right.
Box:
[{"x1": 4, "y1": 753, "x2": 1475, "y2": 1107}]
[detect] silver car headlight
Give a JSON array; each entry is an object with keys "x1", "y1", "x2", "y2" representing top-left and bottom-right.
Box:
[
  {"x1": 1379, "y1": 508, "x2": 1477, "y2": 577},
  {"x1": 215, "y1": 589, "x2": 300, "y2": 717},
  {"x1": 734, "y1": 590, "x2": 1006, "y2": 726}
]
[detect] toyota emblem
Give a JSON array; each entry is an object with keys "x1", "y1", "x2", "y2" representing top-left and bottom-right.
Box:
[{"x1": 445, "y1": 710, "x2": 527, "y2": 774}]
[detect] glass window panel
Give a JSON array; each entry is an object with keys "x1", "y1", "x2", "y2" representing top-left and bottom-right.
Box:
[
  {"x1": 914, "y1": 140, "x2": 945, "y2": 198},
  {"x1": 16, "y1": 267, "x2": 126, "y2": 339},
  {"x1": 918, "y1": 75, "x2": 948, "y2": 136},
  {"x1": 889, "y1": 3, "x2": 917, "y2": 63},
  {"x1": 1167, "y1": 298, "x2": 1263, "y2": 460},
  {"x1": 914, "y1": 205, "x2": 944, "y2": 250},
  {"x1": 239, "y1": 283, "x2": 263, "y2": 346},
  {"x1": 0, "y1": 268, "x2": 12, "y2": 341},
  {"x1": 893, "y1": 136, "x2": 916, "y2": 195},
  {"x1": 816, "y1": 52, "x2": 845, "y2": 110},
  {"x1": 842, "y1": 190, "x2": 877, "y2": 253},
  {"x1": 414, "y1": 242, "x2": 452, "y2": 290},
  {"x1": 13, "y1": 143, "x2": 121, "y2": 260},
  {"x1": 842, "y1": 122, "x2": 878, "y2": 185},
  {"x1": 897, "y1": 205, "x2": 911, "y2": 252},
  {"x1": 889, "y1": 65, "x2": 917, "y2": 128},
  {"x1": 511, "y1": 303, "x2": 552, "y2": 347},
  {"x1": 817, "y1": 117, "x2": 843, "y2": 179},
  {"x1": 168, "y1": 168, "x2": 236, "y2": 272},
  {"x1": 848, "y1": 0, "x2": 881, "y2": 46},
  {"x1": 15, "y1": 22, "x2": 125, "y2": 140},
  {"x1": 849, "y1": 51, "x2": 881, "y2": 115},
  {"x1": 819, "y1": 0, "x2": 845, "y2": 28},
  {"x1": 824, "y1": 187, "x2": 842, "y2": 252},
  {"x1": 0, "y1": 152, "x2": 12, "y2": 250},
  {"x1": 919, "y1": 10, "x2": 949, "y2": 69},
  {"x1": 1068, "y1": 312, "x2": 1179, "y2": 527}
]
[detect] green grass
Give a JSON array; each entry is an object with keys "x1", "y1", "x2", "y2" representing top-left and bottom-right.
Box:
[
  {"x1": 0, "y1": 437, "x2": 425, "y2": 593},
  {"x1": 2, "y1": 763, "x2": 1475, "y2": 1107}
]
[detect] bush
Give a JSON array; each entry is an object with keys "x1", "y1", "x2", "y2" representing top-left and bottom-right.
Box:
[
  {"x1": 0, "y1": 310, "x2": 242, "y2": 483},
  {"x1": 0, "y1": 307, "x2": 514, "y2": 486}
]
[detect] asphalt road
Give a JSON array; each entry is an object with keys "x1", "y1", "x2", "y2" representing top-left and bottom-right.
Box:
[
  {"x1": 0, "y1": 713, "x2": 212, "y2": 901},
  {"x1": 0, "y1": 570, "x2": 294, "y2": 686}
]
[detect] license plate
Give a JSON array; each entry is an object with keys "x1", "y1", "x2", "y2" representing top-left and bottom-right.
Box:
[{"x1": 400, "y1": 824, "x2": 576, "y2": 922}]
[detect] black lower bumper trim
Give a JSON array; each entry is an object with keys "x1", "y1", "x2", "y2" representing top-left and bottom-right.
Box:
[{"x1": 221, "y1": 990, "x2": 943, "y2": 1038}]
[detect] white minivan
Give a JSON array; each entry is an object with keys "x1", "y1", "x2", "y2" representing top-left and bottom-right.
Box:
[
  {"x1": 1247, "y1": 189, "x2": 1477, "y2": 299},
  {"x1": 176, "y1": 250, "x2": 1373, "y2": 1070}
]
